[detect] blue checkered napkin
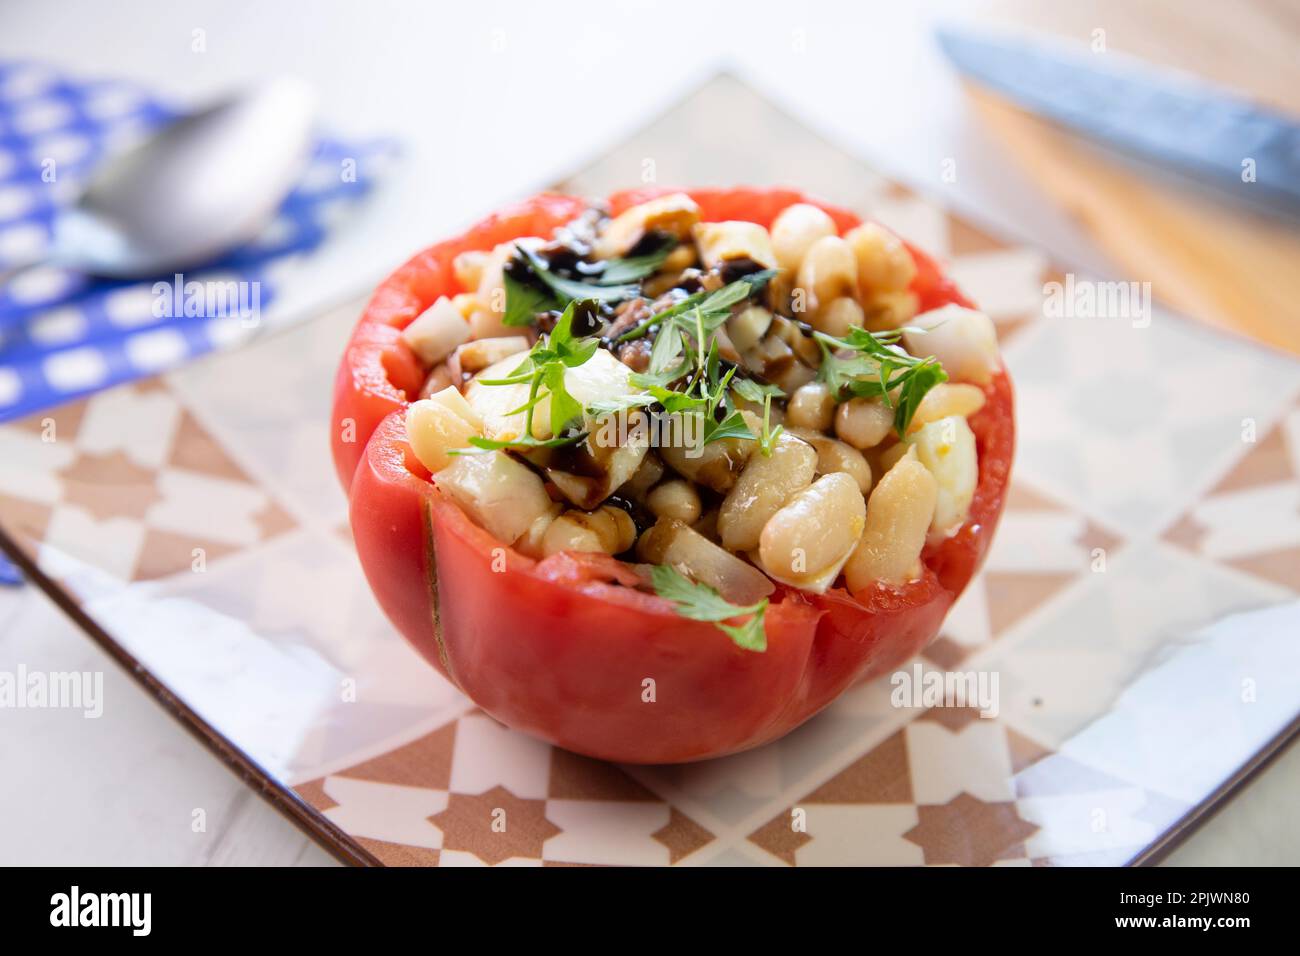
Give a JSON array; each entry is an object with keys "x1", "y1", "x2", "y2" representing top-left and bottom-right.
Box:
[{"x1": 0, "y1": 61, "x2": 397, "y2": 424}]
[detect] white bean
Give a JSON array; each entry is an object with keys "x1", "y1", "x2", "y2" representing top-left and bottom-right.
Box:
[
  {"x1": 907, "y1": 382, "x2": 985, "y2": 434},
  {"x1": 902, "y1": 304, "x2": 1001, "y2": 386},
  {"x1": 542, "y1": 506, "x2": 636, "y2": 556},
  {"x1": 844, "y1": 448, "x2": 937, "y2": 590},
  {"x1": 787, "y1": 428, "x2": 873, "y2": 493},
  {"x1": 770, "y1": 203, "x2": 837, "y2": 274},
  {"x1": 646, "y1": 480, "x2": 702, "y2": 525},
  {"x1": 759, "y1": 472, "x2": 866, "y2": 591},
  {"x1": 844, "y1": 222, "x2": 915, "y2": 295},
  {"x1": 814, "y1": 296, "x2": 865, "y2": 337},
  {"x1": 795, "y1": 235, "x2": 857, "y2": 315},
  {"x1": 660, "y1": 430, "x2": 755, "y2": 493},
  {"x1": 834, "y1": 397, "x2": 894, "y2": 449},
  {"x1": 718, "y1": 432, "x2": 817, "y2": 552},
  {"x1": 786, "y1": 382, "x2": 835, "y2": 431},
  {"x1": 406, "y1": 395, "x2": 479, "y2": 473}
]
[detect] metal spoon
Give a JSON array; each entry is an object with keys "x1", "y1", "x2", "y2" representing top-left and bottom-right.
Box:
[{"x1": 2, "y1": 76, "x2": 315, "y2": 285}]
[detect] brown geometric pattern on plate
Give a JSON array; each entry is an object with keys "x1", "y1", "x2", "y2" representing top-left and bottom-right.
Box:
[
  {"x1": 0, "y1": 380, "x2": 296, "y2": 584},
  {"x1": 1164, "y1": 396, "x2": 1300, "y2": 593},
  {"x1": 292, "y1": 711, "x2": 717, "y2": 866}
]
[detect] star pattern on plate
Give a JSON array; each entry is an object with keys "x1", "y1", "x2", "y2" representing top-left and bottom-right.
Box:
[
  {"x1": 903, "y1": 792, "x2": 1039, "y2": 866},
  {"x1": 429, "y1": 785, "x2": 561, "y2": 865}
]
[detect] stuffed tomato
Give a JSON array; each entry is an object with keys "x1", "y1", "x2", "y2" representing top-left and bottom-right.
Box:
[{"x1": 334, "y1": 186, "x2": 1014, "y2": 764}]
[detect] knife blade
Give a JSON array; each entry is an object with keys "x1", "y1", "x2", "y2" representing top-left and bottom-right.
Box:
[{"x1": 936, "y1": 27, "x2": 1300, "y2": 219}]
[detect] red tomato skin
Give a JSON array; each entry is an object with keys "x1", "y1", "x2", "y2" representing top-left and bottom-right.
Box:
[
  {"x1": 340, "y1": 187, "x2": 1015, "y2": 763},
  {"x1": 330, "y1": 193, "x2": 589, "y2": 491}
]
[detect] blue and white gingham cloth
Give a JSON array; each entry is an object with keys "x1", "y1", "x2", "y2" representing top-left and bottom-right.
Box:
[
  {"x1": 0, "y1": 61, "x2": 396, "y2": 424},
  {"x1": 0, "y1": 61, "x2": 396, "y2": 585}
]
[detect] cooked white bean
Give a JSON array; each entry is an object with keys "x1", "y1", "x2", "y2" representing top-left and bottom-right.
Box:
[
  {"x1": 433, "y1": 450, "x2": 553, "y2": 545},
  {"x1": 863, "y1": 289, "x2": 919, "y2": 331},
  {"x1": 542, "y1": 506, "x2": 636, "y2": 556},
  {"x1": 636, "y1": 518, "x2": 774, "y2": 605},
  {"x1": 718, "y1": 432, "x2": 817, "y2": 552},
  {"x1": 844, "y1": 448, "x2": 938, "y2": 590},
  {"x1": 595, "y1": 193, "x2": 700, "y2": 258},
  {"x1": 515, "y1": 503, "x2": 562, "y2": 558},
  {"x1": 646, "y1": 480, "x2": 702, "y2": 525},
  {"x1": 787, "y1": 427, "x2": 873, "y2": 493},
  {"x1": 814, "y1": 296, "x2": 865, "y2": 337},
  {"x1": 453, "y1": 250, "x2": 488, "y2": 290},
  {"x1": 660, "y1": 424, "x2": 756, "y2": 493},
  {"x1": 727, "y1": 306, "x2": 773, "y2": 353},
  {"x1": 406, "y1": 395, "x2": 480, "y2": 473},
  {"x1": 844, "y1": 222, "x2": 916, "y2": 295},
  {"x1": 618, "y1": 452, "x2": 664, "y2": 500},
  {"x1": 834, "y1": 397, "x2": 894, "y2": 449},
  {"x1": 692, "y1": 221, "x2": 776, "y2": 271},
  {"x1": 401, "y1": 296, "x2": 471, "y2": 366},
  {"x1": 770, "y1": 359, "x2": 817, "y2": 395},
  {"x1": 904, "y1": 415, "x2": 977, "y2": 539},
  {"x1": 907, "y1": 382, "x2": 986, "y2": 433},
  {"x1": 902, "y1": 304, "x2": 1001, "y2": 386},
  {"x1": 795, "y1": 235, "x2": 857, "y2": 315},
  {"x1": 771, "y1": 203, "x2": 837, "y2": 274},
  {"x1": 759, "y1": 472, "x2": 866, "y2": 592},
  {"x1": 786, "y1": 382, "x2": 835, "y2": 431},
  {"x1": 872, "y1": 440, "x2": 908, "y2": 478}
]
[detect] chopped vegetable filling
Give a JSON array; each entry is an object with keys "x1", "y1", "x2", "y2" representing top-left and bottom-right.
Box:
[{"x1": 402, "y1": 195, "x2": 1003, "y2": 649}]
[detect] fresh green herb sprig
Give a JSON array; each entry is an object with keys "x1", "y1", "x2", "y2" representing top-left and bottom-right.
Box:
[
  {"x1": 614, "y1": 269, "x2": 776, "y2": 343},
  {"x1": 592, "y1": 237, "x2": 677, "y2": 285},
  {"x1": 730, "y1": 378, "x2": 785, "y2": 456},
  {"x1": 650, "y1": 565, "x2": 768, "y2": 652},
  {"x1": 813, "y1": 325, "x2": 947, "y2": 436},
  {"x1": 502, "y1": 242, "x2": 677, "y2": 328},
  {"x1": 593, "y1": 272, "x2": 776, "y2": 449},
  {"x1": 461, "y1": 300, "x2": 598, "y2": 452}
]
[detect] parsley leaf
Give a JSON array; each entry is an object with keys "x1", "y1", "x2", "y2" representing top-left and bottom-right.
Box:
[
  {"x1": 615, "y1": 269, "x2": 777, "y2": 343},
  {"x1": 472, "y1": 300, "x2": 601, "y2": 445},
  {"x1": 890, "y1": 358, "x2": 947, "y2": 435},
  {"x1": 814, "y1": 326, "x2": 948, "y2": 436},
  {"x1": 461, "y1": 432, "x2": 588, "y2": 452},
  {"x1": 518, "y1": 245, "x2": 639, "y2": 305},
  {"x1": 595, "y1": 237, "x2": 677, "y2": 285},
  {"x1": 502, "y1": 268, "x2": 558, "y2": 327},
  {"x1": 649, "y1": 565, "x2": 768, "y2": 652},
  {"x1": 730, "y1": 378, "x2": 785, "y2": 404}
]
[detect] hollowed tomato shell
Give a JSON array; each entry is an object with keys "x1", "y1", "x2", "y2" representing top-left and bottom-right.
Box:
[{"x1": 334, "y1": 187, "x2": 1014, "y2": 764}]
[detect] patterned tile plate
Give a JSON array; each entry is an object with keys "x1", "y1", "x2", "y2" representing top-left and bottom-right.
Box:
[{"x1": 2, "y1": 75, "x2": 1298, "y2": 866}]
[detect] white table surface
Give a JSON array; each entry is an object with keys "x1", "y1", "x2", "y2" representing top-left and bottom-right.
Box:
[{"x1": 0, "y1": 0, "x2": 1295, "y2": 865}]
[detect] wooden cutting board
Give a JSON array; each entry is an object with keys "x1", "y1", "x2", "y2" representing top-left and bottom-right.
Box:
[{"x1": 975, "y1": 0, "x2": 1300, "y2": 355}]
